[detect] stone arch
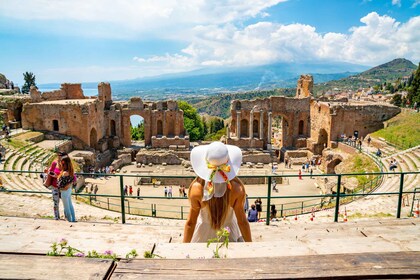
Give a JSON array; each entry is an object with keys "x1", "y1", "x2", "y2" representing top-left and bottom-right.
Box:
[
  {"x1": 52, "y1": 120, "x2": 59, "y2": 131},
  {"x1": 90, "y1": 127, "x2": 97, "y2": 149},
  {"x1": 253, "y1": 119, "x2": 259, "y2": 138},
  {"x1": 157, "y1": 120, "x2": 163, "y2": 136},
  {"x1": 110, "y1": 120, "x2": 116, "y2": 136},
  {"x1": 240, "y1": 119, "x2": 249, "y2": 138},
  {"x1": 327, "y1": 158, "x2": 342, "y2": 174},
  {"x1": 298, "y1": 120, "x2": 304, "y2": 135},
  {"x1": 235, "y1": 102, "x2": 241, "y2": 110}
]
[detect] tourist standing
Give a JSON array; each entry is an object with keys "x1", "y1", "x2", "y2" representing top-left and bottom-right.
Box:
[
  {"x1": 124, "y1": 185, "x2": 128, "y2": 196},
  {"x1": 137, "y1": 187, "x2": 140, "y2": 199},
  {"x1": 45, "y1": 151, "x2": 65, "y2": 220},
  {"x1": 94, "y1": 185, "x2": 98, "y2": 200},
  {"x1": 310, "y1": 168, "x2": 313, "y2": 179},
  {"x1": 184, "y1": 142, "x2": 251, "y2": 242},
  {"x1": 129, "y1": 185, "x2": 133, "y2": 196},
  {"x1": 164, "y1": 186, "x2": 168, "y2": 197},
  {"x1": 168, "y1": 186, "x2": 173, "y2": 198},
  {"x1": 255, "y1": 197, "x2": 263, "y2": 220},
  {"x1": 58, "y1": 155, "x2": 76, "y2": 222},
  {"x1": 298, "y1": 169, "x2": 302, "y2": 180}
]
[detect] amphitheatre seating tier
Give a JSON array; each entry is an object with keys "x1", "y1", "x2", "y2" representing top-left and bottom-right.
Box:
[{"x1": 0, "y1": 216, "x2": 419, "y2": 279}]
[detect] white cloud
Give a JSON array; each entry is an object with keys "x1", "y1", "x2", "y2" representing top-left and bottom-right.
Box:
[
  {"x1": 132, "y1": 12, "x2": 420, "y2": 71},
  {"x1": 0, "y1": 0, "x2": 286, "y2": 38},
  {"x1": 392, "y1": 0, "x2": 401, "y2": 6},
  {"x1": 413, "y1": 0, "x2": 420, "y2": 7}
]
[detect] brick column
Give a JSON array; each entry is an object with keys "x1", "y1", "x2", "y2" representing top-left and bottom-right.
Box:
[
  {"x1": 267, "y1": 112, "x2": 272, "y2": 146},
  {"x1": 249, "y1": 110, "x2": 254, "y2": 139},
  {"x1": 236, "y1": 111, "x2": 241, "y2": 139}
]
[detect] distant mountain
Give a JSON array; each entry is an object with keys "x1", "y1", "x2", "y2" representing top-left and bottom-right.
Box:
[
  {"x1": 314, "y1": 58, "x2": 417, "y2": 94},
  {"x1": 39, "y1": 61, "x2": 367, "y2": 100}
]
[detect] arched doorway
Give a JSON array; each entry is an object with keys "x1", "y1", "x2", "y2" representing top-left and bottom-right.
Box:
[
  {"x1": 240, "y1": 119, "x2": 249, "y2": 138},
  {"x1": 157, "y1": 120, "x2": 163, "y2": 136},
  {"x1": 109, "y1": 120, "x2": 116, "y2": 136},
  {"x1": 327, "y1": 158, "x2": 342, "y2": 174},
  {"x1": 298, "y1": 120, "x2": 304, "y2": 135},
  {"x1": 130, "y1": 115, "x2": 145, "y2": 147},
  {"x1": 90, "y1": 128, "x2": 97, "y2": 149},
  {"x1": 253, "y1": 120, "x2": 259, "y2": 138},
  {"x1": 318, "y1": 128, "x2": 328, "y2": 148},
  {"x1": 272, "y1": 115, "x2": 284, "y2": 149}
]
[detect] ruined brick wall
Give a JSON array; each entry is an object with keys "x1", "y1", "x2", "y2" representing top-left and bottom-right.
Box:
[
  {"x1": 296, "y1": 75, "x2": 313, "y2": 98},
  {"x1": 229, "y1": 96, "x2": 311, "y2": 149},
  {"x1": 61, "y1": 83, "x2": 85, "y2": 99},
  {"x1": 119, "y1": 98, "x2": 188, "y2": 148},
  {"x1": 329, "y1": 103, "x2": 401, "y2": 141},
  {"x1": 21, "y1": 99, "x2": 105, "y2": 149},
  {"x1": 308, "y1": 100, "x2": 401, "y2": 154}
]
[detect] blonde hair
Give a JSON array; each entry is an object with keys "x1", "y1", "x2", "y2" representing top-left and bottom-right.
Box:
[{"x1": 189, "y1": 177, "x2": 232, "y2": 230}]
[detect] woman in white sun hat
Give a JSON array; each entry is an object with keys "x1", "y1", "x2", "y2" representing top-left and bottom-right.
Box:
[{"x1": 183, "y1": 142, "x2": 252, "y2": 242}]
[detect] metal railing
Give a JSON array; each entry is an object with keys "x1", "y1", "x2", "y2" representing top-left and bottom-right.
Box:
[{"x1": 0, "y1": 169, "x2": 419, "y2": 225}]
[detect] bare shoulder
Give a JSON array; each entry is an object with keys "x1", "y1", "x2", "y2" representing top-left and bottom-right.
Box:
[
  {"x1": 230, "y1": 178, "x2": 246, "y2": 198},
  {"x1": 189, "y1": 181, "x2": 204, "y2": 200}
]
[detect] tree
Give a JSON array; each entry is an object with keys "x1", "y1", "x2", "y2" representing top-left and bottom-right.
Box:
[
  {"x1": 22, "y1": 72, "x2": 37, "y2": 94},
  {"x1": 131, "y1": 123, "x2": 144, "y2": 140},
  {"x1": 178, "y1": 101, "x2": 205, "y2": 141},
  {"x1": 407, "y1": 63, "x2": 420, "y2": 106},
  {"x1": 391, "y1": 94, "x2": 402, "y2": 107}
]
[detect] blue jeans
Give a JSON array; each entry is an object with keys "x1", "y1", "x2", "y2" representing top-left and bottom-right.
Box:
[
  {"x1": 61, "y1": 187, "x2": 76, "y2": 222},
  {"x1": 52, "y1": 188, "x2": 60, "y2": 220}
]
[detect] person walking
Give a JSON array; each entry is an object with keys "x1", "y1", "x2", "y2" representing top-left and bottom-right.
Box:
[
  {"x1": 164, "y1": 186, "x2": 168, "y2": 197},
  {"x1": 129, "y1": 185, "x2": 133, "y2": 196},
  {"x1": 168, "y1": 186, "x2": 173, "y2": 198},
  {"x1": 57, "y1": 155, "x2": 76, "y2": 222},
  {"x1": 137, "y1": 187, "x2": 140, "y2": 199},
  {"x1": 298, "y1": 169, "x2": 302, "y2": 180},
  {"x1": 184, "y1": 142, "x2": 252, "y2": 242}
]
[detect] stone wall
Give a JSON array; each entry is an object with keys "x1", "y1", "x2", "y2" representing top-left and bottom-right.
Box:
[
  {"x1": 229, "y1": 96, "x2": 311, "y2": 149},
  {"x1": 296, "y1": 75, "x2": 313, "y2": 98},
  {"x1": 136, "y1": 150, "x2": 182, "y2": 165}
]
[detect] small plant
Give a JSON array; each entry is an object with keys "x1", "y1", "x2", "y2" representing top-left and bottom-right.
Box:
[
  {"x1": 46, "y1": 238, "x2": 83, "y2": 257},
  {"x1": 206, "y1": 226, "x2": 230, "y2": 258},
  {"x1": 46, "y1": 239, "x2": 137, "y2": 262},
  {"x1": 125, "y1": 249, "x2": 138, "y2": 259}
]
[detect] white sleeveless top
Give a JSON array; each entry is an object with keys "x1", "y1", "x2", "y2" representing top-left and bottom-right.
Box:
[{"x1": 191, "y1": 206, "x2": 244, "y2": 242}]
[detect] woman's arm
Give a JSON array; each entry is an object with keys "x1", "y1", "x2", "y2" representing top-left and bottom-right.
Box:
[
  {"x1": 232, "y1": 180, "x2": 252, "y2": 242},
  {"x1": 183, "y1": 182, "x2": 202, "y2": 243}
]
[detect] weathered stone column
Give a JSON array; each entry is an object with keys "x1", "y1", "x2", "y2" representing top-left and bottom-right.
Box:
[
  {"x1": 259, "y1": 110, "x2": 264, "y2": 140},
  {"x1": 163, "y1": 111, "x2": 167, "y2": 136},
  {"x1": 236, "y1": 111, "x2": 241, "y2": 139},
  {"x1": 267, "y1": 112, "x2": 272, "y2": 146},
  {"x1": 226, "y1": 127, "x2": 230, "y2": 139},
  {"x1": 249, "y1": 110, "x2": 254, "y2": 139}
]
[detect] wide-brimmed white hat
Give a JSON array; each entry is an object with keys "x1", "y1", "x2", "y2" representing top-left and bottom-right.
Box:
[{"x1": 190, "y1": 142, "x2": 242, "y2": 184}]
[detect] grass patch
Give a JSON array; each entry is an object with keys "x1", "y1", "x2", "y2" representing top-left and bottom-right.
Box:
[
  {"x1": 347, "y1": 212, "x2": 394, "y2": 219},
  {"x1": 372, "y1": 111, "x2": 420, "y2": 149},
  {"x1": 14, "y1": 131, "x2": 44, "y2": 141},
  {"x1": 2, "y1": 138, "x2": 28, "y2": 150}
]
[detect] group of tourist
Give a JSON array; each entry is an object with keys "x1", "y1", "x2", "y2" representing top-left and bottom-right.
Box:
[
  {"x1": 124, "y1": 185, "x2": 141, "y2": 198},
  {"x1": 43, "y1": 151, "x2": 76, "y2": 222},
  {"x1": 88, "y1": 165, "x2": 115, "y2": 178}
]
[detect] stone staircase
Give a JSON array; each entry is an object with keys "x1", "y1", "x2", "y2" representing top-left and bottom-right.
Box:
[{"x1": 0, "y1": 142, "x2": 56, "y2": 195}]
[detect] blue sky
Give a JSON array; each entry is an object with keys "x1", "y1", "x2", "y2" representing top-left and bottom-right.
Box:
[{"x1": 0, "y1": 0, "x2": 419, "y2": 85}]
